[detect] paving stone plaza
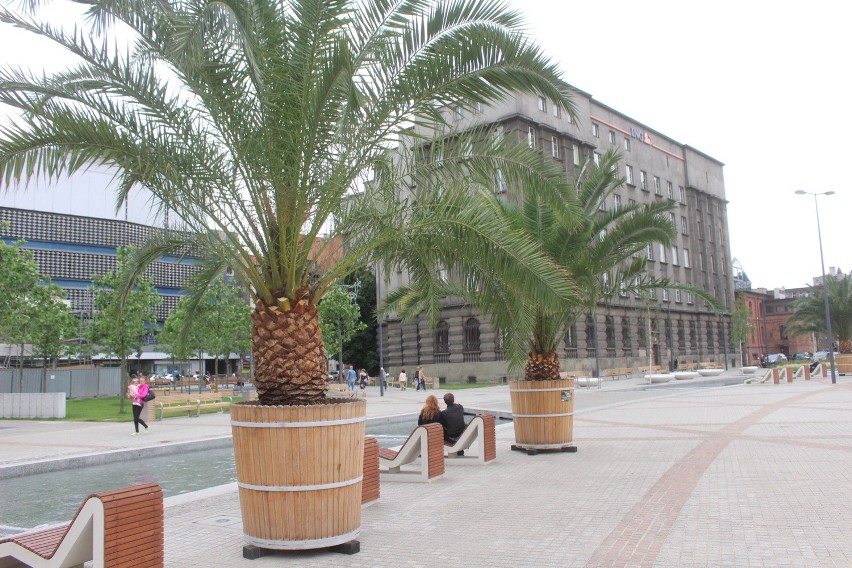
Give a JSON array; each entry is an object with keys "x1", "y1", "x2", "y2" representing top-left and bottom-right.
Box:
[{"x1": 1, "y1": 372, "x2": 850, "y2": 567}]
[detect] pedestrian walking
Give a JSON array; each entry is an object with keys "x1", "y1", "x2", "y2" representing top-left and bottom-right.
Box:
[{"x1": 129, "y1": 377, "x2": 149, "y2": 435}]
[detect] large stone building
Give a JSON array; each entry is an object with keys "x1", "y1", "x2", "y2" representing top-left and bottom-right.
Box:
[{"x1": 378, "y1": 88, "x2": 735, "y2": 382}]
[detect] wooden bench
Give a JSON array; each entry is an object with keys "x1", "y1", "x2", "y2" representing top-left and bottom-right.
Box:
[
  {"x1": 0, "y1": 483, "x2": 163, "y2": 568},
  {"x1": 637, "y1": 365, "x2": 664, "y2": 374},
  {"x1": 678, "y1": 362, "x2": 699, "y2": 371},
  {"x1": 362, "y1": 437, "x2": 380, "y2": 505},
  {"x1": 155, "y1": 392, "x2": 233, "y2": 420},
  {"x1": 602, "y1": 367, "x2": 632, "y2": 380},
  {"x1": 560, "y1": 370, "x2": 591, "y2": 379},
  {"x1": 152, "y1": 376, "x2": 174, "y2": 389},
  {"x1": 327, "y1": 383, "x2": 358, "y2": 398},
  {"x1": 444, "y1": 414, "x2": 496, "y2": 464},
  {"x1": 423, "y1": 376, "x2": 439, "y2": 389},
  {"x1": 379, "y1": 423, "x2": 445, "y2": 482},
  {"x1": 699, "y1": 361, "x2": 723, "y2": 369}
]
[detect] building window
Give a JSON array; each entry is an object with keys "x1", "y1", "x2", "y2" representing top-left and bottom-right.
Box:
[
  {"x1": 681, "y1": 216, "x2": 688, "y2": 235},
  {"x1": 553, "y1": 105, "x2": 562, "y2": 119},
  {"x1": 572, "y1": 144, "x2": 580, "y2": 166},
  {"x1": 646, "y1": 243, "x2": 654, "y2": 261},
  {"x1": 452, "y1": 106, "x2": 464, "y2": 121},
  {"x1": 625, "y1": 165, "x2": 634, "y2": 185},
  {"x1": 667, "y1": 181, "x2": 674, "y2": 199},
  {"x1": 640, "y1": 170, "x2": 648, "y2": 191},
  {"x1": 659, "y1": 243, "x2": 666, "y2": 263},
  {"x1": 683, "y1": 249, "x2": 690, "y2": 268},
  {"x1": 592, "y1": 123, "x2": 599, "y2": 137},
  {"x1": 614, "y1": 194, "x2": 622, "y2": 211},
  {"x1": 593, "y1": 152, "x2": 601, "y2": 166},
  {"x1": 605, "y1": 316, "x2": 616, "y2": 355},
  {"x1": 628, "y1": 198, "x2": 636, "y2": 207},
  {"x1": 609, "y1": 131, "x2": 616, "y2": 144},
  {"x1": 473, "y1": 101, "x2": 484, "y2": 114},
  {"x1": 463, "y1": 318, "x2": 481, "y2": 362},
  {"x1": 696, "y1": 220, "x2": 703, "y2": 239},
  {"x1": 699, "y1": 252, "x2": 705, "y2": 271},
  {"x1": 669, "y1": 212, "x2": 676, "y2": 227},
  {"x1": 537, "y1": 96, "x2": 547, "y2": 112},
  {"x1": 709, "y1": 220, "x2": 714, "y2": 242},
  {"x1": 662, "y1": 288, "x2": 670, "y2": 301},
  {"x1": 654, "y1": 176, "x2": 661, "y2": 195},
  {"x1": 622, "y1": 317, "x2": 632, "y2": 355},
  {"x1": 551, "y1": 135, "x2": 560, "y2": 159},
  {"x1": 671, "y1": 246, "x2": 679, "y2": 266},
  {"x1": 434, "y1": 320, "x2": 450, "y2": 363},
  {"x1": 711, "y1": 255, "x2": 716, "y2": 273},
  {"x1": 675, "y1": 289, "x2": 682, "y2": 302},
  {"x1": 494, "y1": 169, "x2": 507, "y2": 194},
  {"x1": 527, "y1": 126, "x2": 536, "y2": 148},
  {"x1": 678, "y1": 186, "x2": 685, "y2": 202},
  {"x1": 624, "y1": 138, "x2": 631, "y2": 151},
  {"x1": 687, "y1": 291, "x2": 694, "y2": 304}
]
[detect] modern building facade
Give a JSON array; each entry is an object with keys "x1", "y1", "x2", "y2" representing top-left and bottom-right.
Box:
[
  {"x1": 378, "y1": 88, "x2": 736, "y2": 382},
  {"x1": 0, "y1": 168, "x2": 201, "y2": 331}
]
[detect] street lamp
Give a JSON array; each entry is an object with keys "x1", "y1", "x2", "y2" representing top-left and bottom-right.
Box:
[{"x1": 794, "y1": 189, "x2": 837, "y2": 384}]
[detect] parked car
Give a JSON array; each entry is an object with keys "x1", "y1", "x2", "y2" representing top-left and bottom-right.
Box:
[
  {"x1": 812, "y1": 351, "x2": 839, "y2": 361},
  {"x1": 791, "y1": 352, "x2": 811, "y2": 360},
  {"x1": 762, "y1": 353, "x2": 787, "y2": 367}
]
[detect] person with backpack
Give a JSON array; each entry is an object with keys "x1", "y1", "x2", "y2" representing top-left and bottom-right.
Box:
[{"x1": 129, "y1": 376, "x2": 151, "y2": 435}]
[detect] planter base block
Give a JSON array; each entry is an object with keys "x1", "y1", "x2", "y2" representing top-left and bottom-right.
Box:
[
  {"x1": 243, "y1": 540, "x2": 360, "y2": 560},
  {"x1": 511, "y1": 443, "x2": 577, "y2": 456}
]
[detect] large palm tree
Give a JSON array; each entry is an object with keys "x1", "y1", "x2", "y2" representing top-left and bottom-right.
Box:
[
  {"x1": 388, "y1": 150, "x2": 679, "y2": 380},
  {"x1": 0, "y1": 0, "x2": 576, "y2": 403},
  {"x1": 787, "y1": 275, "x2": 852, "y2": 353}
]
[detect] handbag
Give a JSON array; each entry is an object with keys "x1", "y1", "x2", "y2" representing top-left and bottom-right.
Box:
[{"x1": 143, "y1": 389, "x2": 156, "y2": 402}]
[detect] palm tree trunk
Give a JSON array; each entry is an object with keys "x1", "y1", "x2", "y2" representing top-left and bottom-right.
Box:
[
  {"x1": 252, "y1": 297, "x2": 328, "y2": 404},
  {"x1": 524, "y1": 350, "x2": 560, "y2": 381},
  {"x1": 839, "y1": 339, "x2": 851, "y2": 354}
]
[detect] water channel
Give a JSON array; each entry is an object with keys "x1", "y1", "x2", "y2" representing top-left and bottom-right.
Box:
[{"x1": 0, "y1": 420, "x2": 416, "y2": 537}]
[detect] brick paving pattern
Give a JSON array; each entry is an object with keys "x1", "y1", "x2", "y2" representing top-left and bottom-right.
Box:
[{"x1": 1, "y1": 374, "x2": 851, "y2": 566}]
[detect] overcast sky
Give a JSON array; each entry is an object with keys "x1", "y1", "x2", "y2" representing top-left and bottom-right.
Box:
[
  {"x1": 1, "y1": 0, "x2": 850, "y2": 290},
  {"x1": 509, "y1": 0, "x2": 852, "y2": 290}
]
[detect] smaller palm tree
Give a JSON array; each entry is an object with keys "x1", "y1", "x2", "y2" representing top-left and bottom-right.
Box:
[{"x1": 787, "y1": 276, "x2": 852, "y2": 353}]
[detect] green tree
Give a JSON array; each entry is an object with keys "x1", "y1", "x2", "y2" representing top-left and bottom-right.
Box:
[
  {"x1": 29, "y1": 283, "x2": 77, "y2": 392},
  {"x1": 343, "y1": 269, "x2": 379, "y2": 375},
  {"x1": 90, "y1": 247, "x2": 161, "y2": 412},
  {"x1": 318, "y1": 286, "x2": 366, "y2": 375},
  {"x1": 787, "y1": 276, "x2": 852, "y2": 353},
  {"x1": 731, "y1": 295, "x2": 751, "y2": 367},
  {"x1": 0, "y1": 0, "x2": 574, "y2": 403},
  {"x1": 0, "y1": 238, "x2": 40, "y2": 386},
  {"x1": 160, "y1": 278, "x2": 250, "y2": 384}
]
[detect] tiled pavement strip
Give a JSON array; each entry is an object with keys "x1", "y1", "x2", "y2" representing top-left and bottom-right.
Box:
[{"x1": 2, "y1": 373, "x2": 851, "y2": 567}]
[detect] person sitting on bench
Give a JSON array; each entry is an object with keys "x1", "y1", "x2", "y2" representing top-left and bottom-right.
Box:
[{"x1": 440, "y1": 392, "x2": 465, "y2": 444}]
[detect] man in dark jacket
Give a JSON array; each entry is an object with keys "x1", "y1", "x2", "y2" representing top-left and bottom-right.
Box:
[{"x1": 440, "y1": 392, "x2": 466, "y2": 444}]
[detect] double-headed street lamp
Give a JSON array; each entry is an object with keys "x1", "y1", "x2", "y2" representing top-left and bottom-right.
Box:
[{"x1": 794, "y1": 190, "x2": 837, "y2": 384}]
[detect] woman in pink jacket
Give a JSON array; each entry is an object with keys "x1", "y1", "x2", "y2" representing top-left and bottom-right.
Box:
[{"x1": 129, "y1": 376, "x2": 149, "y2": 435}]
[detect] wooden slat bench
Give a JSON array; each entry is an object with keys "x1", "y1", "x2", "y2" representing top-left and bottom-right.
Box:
[
  {"x1": 444, "y1": 414, "x2": 496, "y2": 464},
  {"x1": 362, "y1": 437, "x2": 380, "y2": 505},
  {"x1": 602, "y1": 367, "x2": 632, "y2": 380},
  {"x1": 699, "y1": 361, "x2": 723, "y2": 369},
  {"x1": 637, "y1": 365, "x2": 664, "y2": 374},
  {"x1": 423, "y1": 376, "x2": 439, "y2": 389},
  {"x1": 560, "y1": 370, "x2": 591, "y2": 379},
  {"x1": 155, "y1": 392, "x2": 233, "y2": 420},
  {"x1": 379, "y1": 423, "x2": 445, "y2": 482},
  {"x1": 327, "y1": 383, "x2": 358, "y2": 398},
  {"x1": 0, "y1": 482, "x2": 163, "y2": 568}
]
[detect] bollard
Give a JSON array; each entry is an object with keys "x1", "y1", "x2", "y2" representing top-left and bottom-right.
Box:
[
  {"x1": 772, "y1": 368, "x2": 779, "y2": 385},
  {"x1": 804, "y1": 366, "x2": 811, "y2": 380}
]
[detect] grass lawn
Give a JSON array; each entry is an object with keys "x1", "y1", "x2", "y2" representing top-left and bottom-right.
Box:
[
  {"x1": 441, "y1": 382, "x2": 498, "y2": 390},
  {"x1": 64, "y1": 395, "x2": 244, "y2": 422}
]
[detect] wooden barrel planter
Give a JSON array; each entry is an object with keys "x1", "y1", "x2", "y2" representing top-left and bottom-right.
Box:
[
  {"x1": 834, "y1": 354, "x2": 852, "y2": 375},
  {"x1": 231, "y1": 399, "x2": 367, "y2": 551},
  {"x1": 509, "y1": 379, "x2": 576, "y2": 454}
]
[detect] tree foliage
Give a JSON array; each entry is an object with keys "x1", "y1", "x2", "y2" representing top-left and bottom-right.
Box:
[
  {"x1": 318, "y1": 286, "x2": 366, "y2": 368},
  {"x1": 787, "y1": 276, "x2": 852, "y2": 353},
  {"x1": 0, "y1": 0, "x2": 576, "y2": 402},
  {"x1": 731, "y1": 294, "x2": 751, "y2": 366},
  {"x1": 89, "y1": 247, "x2": 160, "y2": 411}
]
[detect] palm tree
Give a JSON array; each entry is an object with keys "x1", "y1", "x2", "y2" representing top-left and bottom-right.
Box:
[
  {"x1": 0, "y1": 0, "x2": 576, "y2": 404},
  {"x1": 389, "y1": 150, "x2": 679, "y2": 380},
  {"x1": 787, "y1": 276, "x2": 852, "y2": 353}
]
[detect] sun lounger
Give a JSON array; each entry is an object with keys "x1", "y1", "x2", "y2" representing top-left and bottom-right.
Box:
[
  {"x1": 444, "y1": 415, "x2": 497, "y2": 464},
  {"x1": 378, "y1": 423, "x2": 445, "y2": 482},
  {"x1": 0, "y1": 482, "x2": 163, "y2": 568}
]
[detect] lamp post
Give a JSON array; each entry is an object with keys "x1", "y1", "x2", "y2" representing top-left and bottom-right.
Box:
[{"x1": 795, "y1": 190, "x2": 837, "y2": 384}]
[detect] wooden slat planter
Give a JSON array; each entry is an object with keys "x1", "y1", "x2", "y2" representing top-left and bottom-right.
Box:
[
  {"x1": 231, "y1": 399, "x2": 367, "y2": 551},
  {"x1": 509, "y1": 379, "x2": 576, "y2": 454},
  {"x1": 362, "y1": 437, "x2": 380, "y2": 505},
  {"x1": 835, "y1": 354, "x2": 852, "y2": 375}
]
